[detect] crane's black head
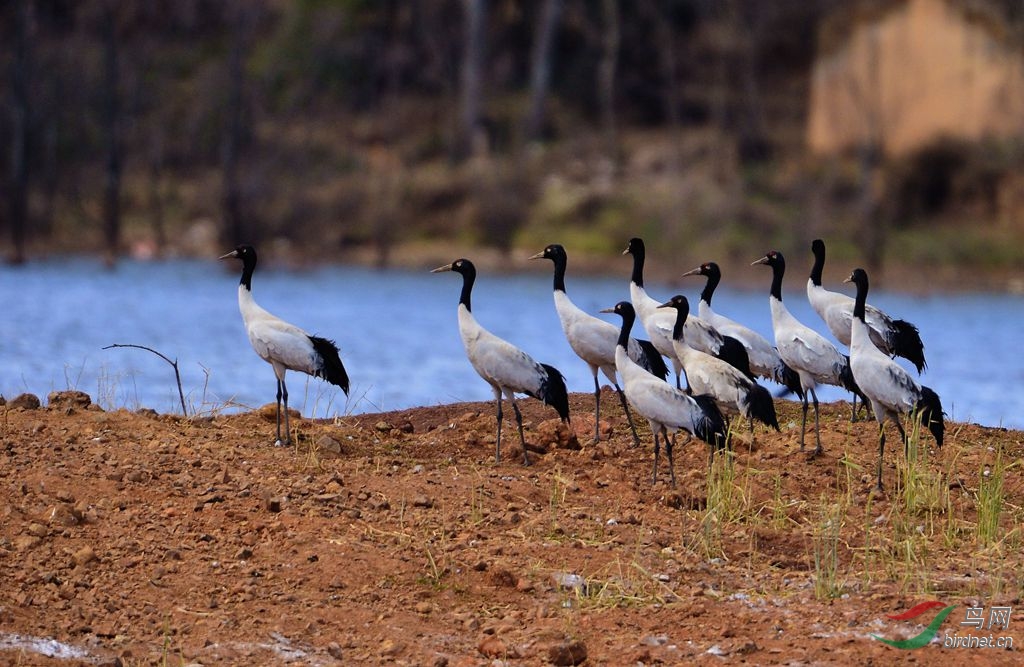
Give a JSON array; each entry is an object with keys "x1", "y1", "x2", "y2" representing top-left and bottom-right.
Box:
[
  {"x1": 600, "y1": 301, "x2": 636, "y2": 347},
  {"x1": 811, "y1": 239, "x2": 826, "y2": 259},
  {"x1": 622, "y1": 237, "x2": 645, "y2": 257},
  {"x1": 658, "y1": 294, "x2": 689, "y2": 313},
  {"x1": 623, "y1": 238, "x2": 648, "y2": 285},
  {"x1": 844, "y1": 267, "x2": 869, "y2": 292},
  {"x1": 681, "y1": 261, "x2": 719, "y2": 279},
  {"x1": 530, "y1": 244, "x2": 566, "y2": 262},
  {"x1": 600, "y1": 300, "x2": 636, "y2": 319},
  {"x1": 219, "y1": 244, "x2": 257, "y2": 289},
  {"x1": 530, "y1": 244, "x2": 569, "y2": 292},
  {"x1": 432, "y1": 258, "x2": 477, "y2": 309},
  {"x1": 844, "y1": 267, "x2": 870, "y2": 321},
  {"x1": 431, "y1": 257, "x2": 475, "y2": 276},
  {"x1": 752, "y1": 251, "x2": 786, "y2": 300},
  {"x1": 752, "y1": 250, "x2": 784, "y2": 269},
  {"x1": 219, "y1": 244, "x2": 256, "y2": 263},
  {"x1": 658, "y1": 295, "x2": 690, "y2": 340},
  {"x1": 809, "y1": 239, "x2": 828, "y2": 286}
]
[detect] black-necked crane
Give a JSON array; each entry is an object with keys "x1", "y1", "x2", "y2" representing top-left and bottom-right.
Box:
[
  {"x1": 658, "y1": 295, "x2": 779, "y2": 439},
  {"x1": 601, "y1": 301, "x2": 728, "y2": 486},
  {"x1": 682, "y1": 261, "x2": 803, "y2": 397},
  {"x1": 432, "y1": 258, "x2": 570, "y2": 465},
  {"x1": 752, "y1": 250, "x2": 867, "y2": 456},
  {"x1": 622, "y1": 237, "x2": 752, "y2": 389},
  {"x1": 220, "y1": 245, "x2": 350, "y2": 446},
  {"x1": 808, "y1": 239, "x2": 926, "y2": 373},
  {"x1": 844, "y1": 268, "x2": 944, "y2": 492},
  {"x1": 530, "y1": 244, "x2": 667, "y2": 445}
]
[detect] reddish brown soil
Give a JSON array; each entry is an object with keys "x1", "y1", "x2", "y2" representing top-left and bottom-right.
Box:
[{"x1": 1, "y1": 390, "x2": 1022, "y2": 666}]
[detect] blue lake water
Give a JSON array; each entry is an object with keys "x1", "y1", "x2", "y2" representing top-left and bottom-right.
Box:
[{"x1": 1, "y1": 257, "x2": 1021, "y2": 428}]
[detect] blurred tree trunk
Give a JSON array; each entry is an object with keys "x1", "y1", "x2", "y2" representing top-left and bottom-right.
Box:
[
  {"x1": 598, "y1": 0, "x2": 620, "y2": 164},
  {"x1": 457, "y1": 0, "x2": 487, "y2": 161},
  {"x1": 860, "y1": 145, "x2": 885, "y2": 273},
  {"x1": 100, "y1": 5, "x2": 122, "y2": 267},
  {"x1": 8, "y1": 0, "x2": 33, "y2": 265},
  {"x1": 39, "y1": 79, "x2": 60, "y2": 240},
  {"x1": 858, "y1": 30, "x2": 886, "y2": 274},
  {"x1": 148, "y1": 130, "x2": 167, "y2": 256},
  {"x1": 729, "y1": 0, "x2": 769, "y2": 161},
  {"x1": 523, "y1": 0, "x2": 563, "y2": 143},
  {"x1": 221, "y1": 11, "x2": 249, "y2": 247},
  {"x1": 639, "y1": 0, "x2": 683, "y2": 174}
]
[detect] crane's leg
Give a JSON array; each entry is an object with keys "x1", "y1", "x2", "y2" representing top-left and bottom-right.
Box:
[
  {"x1": 896, "y1": 419, "x2": 909, "y2": 455},
  {"x1": 492, "y1": 387, "x2": 504, "y2": 464},
  {"x1": 592, "y1": 375, "x2": 602, "y2": 443},
  {"x1": 810, "y1": 387, "x2": 822, "y2": 456},
  {"x1": 280, "y1": 377, "x2": 292, "y2": 446},
  {"x1": 509, "y1": 395, "x2": 530, "y2": 466},
  {"x1": 651, "y1": 430, "x2": 661, "y2": 484},
  {"x1": 875, "y1": 423, "x2": 887, "y2": 492},
  {"x1": 614, "y1": 383, "x2": 642, "y2": 447},
  {"x1": 274, "y1": 379, "x2": 284, "y2": 445},
  {"x1": 799, "y1": 391, "x2": 809, "y2": 452},
  {"x1": 665, "y1": 430, "x2": 677, "y2": 487}
]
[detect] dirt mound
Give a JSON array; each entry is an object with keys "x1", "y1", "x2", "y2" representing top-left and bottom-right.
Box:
[{"x1": 1, "y1": 391, "x2": 1020, "y2": 665}]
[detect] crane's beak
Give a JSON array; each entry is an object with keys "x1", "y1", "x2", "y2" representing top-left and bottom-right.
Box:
[
  {"x1": 843, "y1": 274, "x2": 854, "y2": 284},
  {"x1": 680, "y1": 266, "x2": 702, "y2": 277},
  {"x1": 657, "y1": 300, "x2": 673, "y2": 309},
  {"x1": 751, "y1": 256, "x2": 769, "y2": 266},
  {"x1": 430, "y1": 264, "x2": 452, "y2": 274},
  {"x1": 527, "y1": 250, "x2": 545, "y2": 261},
  {"x1": 599, "y1": 307, "x2": 615, "y2": 314},
  {"x1": 621, "y1": 244, "x2": 630, "y2": 256},
  {"x1": 218, "y1": 250, "x2": 239, "y2": 260}
]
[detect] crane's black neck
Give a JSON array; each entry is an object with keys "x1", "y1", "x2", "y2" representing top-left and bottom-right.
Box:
[
  {"x1": 616, "y1": 304, "x2": 635, "y2": 349},
  {"x1": 629, "y1": 242, "x2": 645, "y2": 287},
  {"x1": 457, "y1": 263, "x2": 476, "y2": 311},
  {"x1": 670, "y1": 300, "x2": 688, "y2": 341},
  {"x1": 852, "y1": 270, "x2": 868, "y2": 322},
  {"x1": 769, "y1": 256, "x2": 785, "y2": 301},
  {"x1": 700, "y1": 264, "x2": 721, "y2": 306},
  {"x1": 809, "y1": 240, "x2": 825, "y2": 287},
  {"x1": 239, "y1": 252, "x2": 256, "y2": 291},
  {"x1": 550, "y1": 251, "x2": 567, "y2": 293}
]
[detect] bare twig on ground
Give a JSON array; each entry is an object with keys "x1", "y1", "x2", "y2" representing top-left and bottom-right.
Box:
[{"x1": 103, "y1": 343, "x2": 188, "y2": 416}]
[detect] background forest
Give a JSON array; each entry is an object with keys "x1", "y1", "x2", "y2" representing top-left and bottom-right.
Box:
[{"x1": 3, "y1": 0, "x2": 1024, "y2": 287}]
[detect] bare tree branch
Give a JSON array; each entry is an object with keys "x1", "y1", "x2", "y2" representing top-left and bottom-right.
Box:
[{"x1": 103, "y1": 343, "x2": 187, "y2": 416}]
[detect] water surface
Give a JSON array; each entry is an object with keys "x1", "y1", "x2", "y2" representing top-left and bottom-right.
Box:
[{"x1": 1, "y1": 257, "x2": 1020, "y2": 429}]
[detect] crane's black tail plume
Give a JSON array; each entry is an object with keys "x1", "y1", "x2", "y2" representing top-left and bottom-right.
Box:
[
  {"x1": 692, "y1": 394, "x2": 729, "y2": 452},
  {"x1": 310, "y1": 335, "x2": 350, "y2": 395},
  {"x1": 717, "y1": 335, "x2": 755, "y2": 381},
  {"x1": 889, "y1": 319, "x2": 927, "y2": 374},
  {"x1": 745, "y1": 383, "x2": 780, "y2": 431},
  {"x1": 773, "y1": 361, "x2": 804, "y2": 400},
  {"x1": 536, "y1": 363, "x2": 571, "y2": 422},
  {"x1": 839, "y1": 356, "x2": 870, "y2": 407},
  {"x1": 636, "y1": 339, "x2": 669, "y2": 381},
  {"x1": 915, "y1": 385, "x2": 944, "y2": 447}
]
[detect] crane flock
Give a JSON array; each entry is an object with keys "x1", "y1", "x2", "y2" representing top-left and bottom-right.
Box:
[{"x1": 222, "y1": 239, "x2": 945, "y2": 491}]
